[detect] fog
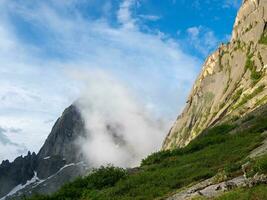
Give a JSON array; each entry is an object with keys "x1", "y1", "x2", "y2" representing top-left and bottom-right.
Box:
[{"x1": 75, "y1": 69, "x2": 169, "y2": 168}]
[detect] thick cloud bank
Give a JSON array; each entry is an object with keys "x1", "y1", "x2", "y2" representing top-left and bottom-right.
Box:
[{"x1": 76, "y1": 70, "x2": 167, "y2": 168}]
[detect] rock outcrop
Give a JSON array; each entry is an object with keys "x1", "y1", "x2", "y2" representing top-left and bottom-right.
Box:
[
  {"x1": 166, "y1": 174, "x2": 267, "y2": 200},
  {"x1": 163, "y1": 0, "x2": 267, "y2": 150}
]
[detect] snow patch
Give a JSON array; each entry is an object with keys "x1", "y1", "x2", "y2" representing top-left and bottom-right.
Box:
[
  {"x1": 0, "y1": 172, "x2": 40, "y2": 200},
  {"x1": 58, "y1": 163, "x2": 75, "y2": 171},
  {"x1": 0, "y1": 162, "x2": 86, "y2": 199},
  {"x1": 43, "y1": 156, "x2": 51, "y2": 160}
]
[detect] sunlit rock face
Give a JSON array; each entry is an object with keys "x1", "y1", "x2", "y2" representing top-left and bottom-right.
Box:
[{"x1": 163, "y1": 0, "x2": 267, "y2": 150}]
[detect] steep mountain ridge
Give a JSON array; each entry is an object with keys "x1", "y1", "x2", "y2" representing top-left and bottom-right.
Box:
[
  {"x1": 0, "y1": 152, "x2": 37, "y2": 199},
  {"x1": 22, "y1": 103, "x2": 267, "y2": 200},
  {"x1": 163, "y1": 0, "x2": 267, "y2": 149},
  {"x1": 1, "y1": 1, "x2": 267, "y2": 199},
  {"x1": 0, "y1": 103, "x2": 131, "y2": 199},
  {"x1": 0, "y1": 105, "x2": 88, "y2": 199}
]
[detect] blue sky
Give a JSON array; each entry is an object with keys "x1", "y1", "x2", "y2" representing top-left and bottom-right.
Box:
[
  {"x1": 7, "y1": 0, "x2": 241, "y2": 58},
  {"x1": 0, "y1": 0, "x2": 241, "y2": 161}
]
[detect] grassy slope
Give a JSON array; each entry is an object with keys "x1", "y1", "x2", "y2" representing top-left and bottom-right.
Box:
[
  {"x1": 214, "y1": 184, "x2": 267, "y2": 200},
  {"x1": 193, "y1": 153, "x2": 267, "y2": 200},
  {"x1": 194, "y1": 183, "x2": 267, "y2": 200},
  {"x1": 28, "y1": 107, "x2": 267, "y2": 200}
]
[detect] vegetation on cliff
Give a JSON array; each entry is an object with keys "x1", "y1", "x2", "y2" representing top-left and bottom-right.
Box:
[{"x1": 27, "y1": 106, "x2": 267, "y2": 200}]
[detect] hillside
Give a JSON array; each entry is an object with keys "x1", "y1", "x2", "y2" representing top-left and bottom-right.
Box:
[
  {"x1": 25, "y1": 103, "x2": 267, "y2": 200},
  {"x1": 21, "y1": 1, "x2": 267, "y2": 199},
  {"x1": 1, "y1": 0, "x2": 267, "y2": 199},
  {"x1": 163, "y1": 0, "x2": 267, "y2": 149}
]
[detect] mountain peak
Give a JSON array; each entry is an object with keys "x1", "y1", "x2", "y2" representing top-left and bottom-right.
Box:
[
  {"x1": 231, "y1": 0, "x2": 264, "y2": 42},
  {"x1": 0, "y1": 104, "x2": 87, "y2": 199},
  {"x1": 162, "y1": 0, "x2": 267, "y2": 150}
]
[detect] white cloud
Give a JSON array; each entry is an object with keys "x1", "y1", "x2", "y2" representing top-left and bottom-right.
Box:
[
  {"x1": 223, "y1": 0, "x2": 241, "y2": 9},
  {"x1": 187, "y1": 27, "x2": 200, "y2": 38},
  {"x1": 75, "y1": 69, "x2": 168, "y2": 167},
  {"x1": 117, "y1": 0, "x2": 136, "y2": 29},
  {"x1": 186, "y1": 26, "x2": 219, "y2": 56},
  {"x1": 0, "y1": 127, "x2": 27, "y2": 162},
  {"x1": 0, "y1": 0, "x2": 200, "y2": 165}
]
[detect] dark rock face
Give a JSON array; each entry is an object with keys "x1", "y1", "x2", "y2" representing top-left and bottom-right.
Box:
[
  {"x1": 36, "y1": 104, "x2": 86, "y2": 179},
  {"x1": 5, "y1": 163, "x2": 88, "y2": 200},
  {"x1": 36, "y1": 156, "x2": 67, "y2": 180},
  {"x1": 0, "y1": 152, "x2": 37, "y2": 198},
  {"x1": 0, "y1": 104, "x2": 87, "y2": 199},
  {"x1": 37, "y1": 105, "x2": 86, "y2": 164}
]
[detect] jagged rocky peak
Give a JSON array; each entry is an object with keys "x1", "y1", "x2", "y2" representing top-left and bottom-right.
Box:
[
  {"x1": 0, "y1": 104, "x2": 88, "y2": 199},
  {"x1": 37, "y1": 104, "x2": 86, "y2": 164},
  {"x1": 35, "y1": 104, "x2": 86, "y2": 179},
  {"x1": 0, "y1": 151, "x2": 38, "y2": 199},
  {"x1": 0, "y1": 101, "x2": 133, "y2": 199},
  {"x1": 162, "y1": 0, "x2": 267, "y2": 150}
]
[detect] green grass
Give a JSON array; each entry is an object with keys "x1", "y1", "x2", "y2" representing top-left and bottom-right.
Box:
[
  {"x1": 245, "y1": 54, "x2": 254, "y2": 71},
  {"x1": 259, "y1": 35, "x2": 267, "y2": 44},
  {"x1": 250, "y1": 70, "x2": 263, "y2": 84},
  {"x1": 28, "y1": 166, "x2": 127, "y2": 200},
  {"x1": 193, "y1": 154, "x2": 267, "y2": 200},
  {"x1": 27, "y1": 114, "x2": 267, "y2": 200},
  {"x1": 256, "y1": 96, "x2": 267, "y2": 107},
  {"x1": 193, "y1": 184, "x2": 267, "y2": 200},
  {"x1": 259, "y1": 26, "x2": 267, "y2": 45},
  {"x1": 232, "y1": 88, "x2": 243, "y2": 103},
  {"x1": 233, "y1": 39, "x2": 244, "y2": 51},
  {"x1": 214, "y1": 184, "x2": 267, "y2": 200},
  {"x1": 252, "y1": 154, "x2": 267, "y2": 175},
  {"x1": 244, "y1": 53, "x2": 264, "y2": 85},
  {"x1": 235, "y1": 85, "x2": 265, "y2": 108}
]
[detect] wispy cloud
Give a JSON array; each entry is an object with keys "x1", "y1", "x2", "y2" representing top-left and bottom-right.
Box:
[
  {"x1": 0, "y1": 0, "x2": 200, "y2": 164},
  {"x1": 117, "y1": 0, "x2": 136, "y2": 29},
  {"x1": 186, "y1": 26, "x2": 219, "y2": 56},
  {"x1": 223, "y1": 0, "x2": 241, "y2": 9}
]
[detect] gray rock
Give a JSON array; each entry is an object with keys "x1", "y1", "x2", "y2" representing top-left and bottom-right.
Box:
[
  {"x1": 5, "y1": 162, "x2": 89, "y2": 200},
  {"x1": 36, "y1": 104, "x2": 86, "y2": 179},
  {"x1": 0, "y1": 104, "x2": 88, "y2": 199},
  {"x1": 0, "y1": 152, "x2": 37, "y2": 198},
  {"x1": 163, "y1": 0, "x2": 267, "y2": 150}
]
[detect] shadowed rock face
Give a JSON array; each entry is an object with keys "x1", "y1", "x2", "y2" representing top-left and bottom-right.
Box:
[
  {"x1": 0, "y1": 103, "x2": 131, "y2": 199},
  {"x1": 38, "y1": 105, "x2": 86, "y2": 164},
  {"x1": 0, "y1": 104, "x2": 87, "y2": 199},
  {"x1": 163, "y1": 0, "x2": 267, "y2": 150},
  {"x1": 36, "y1": 104, "x2": 86, "y2": 179},
  {"x1": 0, "y1": 152, "x2": 37, "y2": 198}
]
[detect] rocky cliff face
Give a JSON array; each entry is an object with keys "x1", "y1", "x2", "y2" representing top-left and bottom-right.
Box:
[
  {"x1": 163, "y1": 0, "x2": 267, "y2": 150},
  {"x1": 0, "y1": 152, "x2": 37, "y2": 198},
  {"x1": 0, "y1": 105, "x2": 88, "y2": 199},
  {"x1": 36, "y1": 104, "x2": 86, "y2": 179}
]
